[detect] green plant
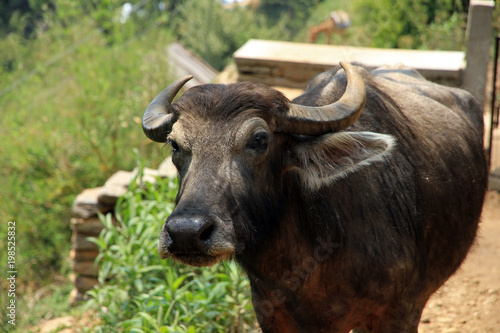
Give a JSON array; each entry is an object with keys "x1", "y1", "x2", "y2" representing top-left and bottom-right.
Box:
[
  {"x1": 0, "y1": 17, "x2": 174, "y2": 296},
  {"x1": 349, "y1": 0, "x2": 468, "y2": 50},
  {"x1": 86, "y1": 175, "x2": 256, "y2": 332}
]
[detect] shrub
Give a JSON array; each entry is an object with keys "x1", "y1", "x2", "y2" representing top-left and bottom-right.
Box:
[
  {"x1": 86, "y1": 174, "x2": 256, "y2": 332},
  {"x1": 0, "y1": 20, "x2": 173, "y2": 292}
]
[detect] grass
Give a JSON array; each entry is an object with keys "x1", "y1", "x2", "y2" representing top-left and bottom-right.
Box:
[{"x1": 20, "y1": 281, "x2": 88, "y2": 332}]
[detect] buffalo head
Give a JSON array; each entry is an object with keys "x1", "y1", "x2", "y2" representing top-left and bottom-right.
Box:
[{"x1": 143, "y1": 62, "x2": 394, "y2": 267}]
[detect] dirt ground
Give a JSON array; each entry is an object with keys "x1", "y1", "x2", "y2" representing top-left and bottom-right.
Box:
[{"x1": 419, "y1": 190, "x2": 500, "y2": 333}]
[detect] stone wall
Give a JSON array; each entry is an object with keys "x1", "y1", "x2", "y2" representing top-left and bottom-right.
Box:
[
  {"x1": 234, "y1": 39, "x2": 466, "y2": 90},
  {"x1": 69, "y1": 158, "x2": 176, "y2": 304}
]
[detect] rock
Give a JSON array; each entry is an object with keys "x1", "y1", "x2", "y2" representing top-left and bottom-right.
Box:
[
  {"x1": 69, "y1": 162, "x2": 179, "y2": 305},
  {"x1": 69, "y1": 249, "x2": 100, "y2": 261},
  {"x1": 443, "y1": 328, "x2": 460, "y2": 333},
  {"x1": 71, "y1": 232, "x2": 99, "y2": 252},
  {"x1": 72, "y1": 260, "x2": 100, "y2": 277},
  {"x1": 71, "y1": 217, "x2": 105, "y2": 235},
  {"x1": 105, "y1": 170, "x2": 135, "y2": 188},
  {"x1": 97, "y1": 184, "x2": 128, "y2": 206},
  {"x1": 96, "y1": 170, "x2": 137, "y2": 205},
  {"x1": 72, "y1": 187, "x2": 113, "y2": 218},
  {"x1": 70, "y1": 274, "x2": 99, "y2": 292},
  {"x1": 106, "y1": 167, "x2": 162, "y2": 187}
]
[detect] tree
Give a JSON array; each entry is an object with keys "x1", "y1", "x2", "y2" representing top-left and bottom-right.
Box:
[
  {"x1": 0, "y1": 0, "x2": 56, "y2": 38},
  {"x1": 257, "y1": 0, "x2": 321, "y2": 39},
  {"x1": 351, "y1": 0, "x2": 469, "y2": 50}
]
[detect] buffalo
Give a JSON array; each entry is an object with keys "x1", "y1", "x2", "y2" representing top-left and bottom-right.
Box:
[{"x1": 142, "y1": 62, "x2": 488, "y2": 332}]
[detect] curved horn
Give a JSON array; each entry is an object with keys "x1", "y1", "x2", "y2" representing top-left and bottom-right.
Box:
[
  {"x1": 142, "y1": 75, "x2": 193, "y2": 142},
  {"x1": 276, "y1": 62, "x2": 366, "y2": 136}
]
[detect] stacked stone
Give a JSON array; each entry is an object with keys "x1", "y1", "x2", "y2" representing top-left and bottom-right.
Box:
[{"x1": 69, "y1": 158, "x2": 176, "y2": 304}]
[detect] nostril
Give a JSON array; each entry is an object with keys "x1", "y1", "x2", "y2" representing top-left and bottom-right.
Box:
[
  {"x1": 164, "y1": 214, "x2": 216, "y2": 253},
  {"x1": 199, "y1": 224, "x2": 215, "y2": 242}
]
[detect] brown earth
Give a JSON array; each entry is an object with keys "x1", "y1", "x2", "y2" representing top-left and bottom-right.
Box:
[{"x1": 419, "y1": 190, "x2": 500, "y2": 333}]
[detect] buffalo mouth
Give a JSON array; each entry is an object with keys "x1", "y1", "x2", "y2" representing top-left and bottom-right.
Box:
[
  {"x1": 159, "y1": 248, "x2": 234, "y2": 267},
  {"x1": 170, "y1": 253, "x2": 229, "y2": 267},
  {"x1": 158, "y1": 235, "x2": 235, "y2": 267}
]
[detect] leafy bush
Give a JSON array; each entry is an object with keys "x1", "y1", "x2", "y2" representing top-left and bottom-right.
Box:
[
  {"x1": 86, "y1": 175, "x2": 256, "y2": 332},
  {"x1": 349, "y1": 0, "x2": 468, "y2": 50},
  {"x1": 0, "y1": 17, "x2": 174, "y2": 294}
]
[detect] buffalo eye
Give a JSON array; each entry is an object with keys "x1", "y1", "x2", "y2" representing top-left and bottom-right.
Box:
[
  {"x1": 246, "y1": 131, "x2": 269, "y2": 152},
  {"x1": 168, "y1": 139, "x2": 180, "y2": 153}
]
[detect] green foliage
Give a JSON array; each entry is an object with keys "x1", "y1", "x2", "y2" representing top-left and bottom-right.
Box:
[
  {"x1": 0, "y1": 15, "x2": 174, "y2": 294},
  {"x1": 0, "y1": 0, "x2": 56, "y2": 38},
  {"x1": 10, "y1": 282, "x2": 87, "y2": 332},
  {"x1": 86, "y1": 176, "x2": 255, "y2": 332},
  {"x1": 174, "y1": 0, "x2": 284, "y2": 71},
  {"x1": 257, "y1": 0, "x2": 321, "y2": 40},
  {"x1": 303, "y1": 0, "x2": 469, "y2": 51},
  {"x1": 349, "y1": 0, "x2": 469, "y2": 50}
]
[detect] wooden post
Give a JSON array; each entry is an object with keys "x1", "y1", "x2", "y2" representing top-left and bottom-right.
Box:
[{"x1": 463, "y1": 0, "x2": 495, "y2": 108}]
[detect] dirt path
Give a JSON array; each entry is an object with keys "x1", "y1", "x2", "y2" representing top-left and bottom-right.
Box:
[{"x1": 419, "y1": 191, "x2": 500, "y2": 333}]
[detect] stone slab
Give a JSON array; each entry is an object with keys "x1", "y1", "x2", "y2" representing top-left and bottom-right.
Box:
[
  {"x1": 97, "y1": 168, "x2": 166, "y2": 206},
  {"x1": 69, "y1": 249, "x2": 100, "y2": 261},
  {"x1": 70, "y1": 274, "x2": 99, "y2": 293},
  {"x1": 71, "y1": 217, "x2": 105, "y2": 236},
  {"x1": 72, "y1": 187, "x2": 114, "y2": 218},
  {"x1": 72, "y1": 260, "x2": 100, "y2": 277},
  {"x1": 105, "y1": 170, "x2": 135, "y2": 188},
  {"x1": 97, "y1": 184, "x2": 128, "y2": 206},
  {"x1": 71, "y1": 231, "x2": 99, "y2": 252},
  {"x1": 234, "y1": 39, "x2": 465, "y2": 89}
]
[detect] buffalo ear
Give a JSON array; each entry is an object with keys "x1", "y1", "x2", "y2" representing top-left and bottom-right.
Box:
[{"x1": 288, "y1": 131, "x2": 395, "y2": 190}]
